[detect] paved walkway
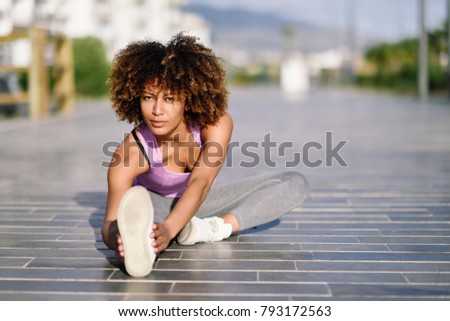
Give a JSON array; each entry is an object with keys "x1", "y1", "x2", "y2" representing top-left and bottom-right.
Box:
[{"x1": 0, "y1": 87, "x2": 449, "y2": 300}]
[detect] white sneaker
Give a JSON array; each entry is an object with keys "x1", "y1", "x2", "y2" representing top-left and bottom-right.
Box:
[
  {"x1": 177, "y1": 216, "x2": 232, "y2": 246},
  {"x1": 117, "y1": 186, "x2": 155, "y2": 277}
]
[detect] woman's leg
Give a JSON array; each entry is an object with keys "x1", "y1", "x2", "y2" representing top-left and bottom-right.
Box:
[
  {"x1": 195, "y1": 171, "x2": 310, "y2": 231},
  {"x1": 146, "y1": 190, "x2": 174, "y2": 223}
]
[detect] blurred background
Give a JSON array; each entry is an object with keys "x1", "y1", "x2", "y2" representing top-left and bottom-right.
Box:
[{"x1": 0, "y1": 0, "x2": 448, "y2": 118}]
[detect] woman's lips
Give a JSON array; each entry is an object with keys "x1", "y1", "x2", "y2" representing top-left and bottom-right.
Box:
[{"x1": 150, "y1": 120, "x2": 166, "y2": 128}]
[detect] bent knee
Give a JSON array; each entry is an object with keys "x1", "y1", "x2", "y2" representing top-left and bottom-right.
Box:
[{"x1": 283, "y1": 171, "x2": 310, "y2": 202}]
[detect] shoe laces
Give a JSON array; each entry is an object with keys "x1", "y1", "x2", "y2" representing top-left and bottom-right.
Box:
[{"x1": 208, "y1": 218, "x2": 220, "y2": 233}]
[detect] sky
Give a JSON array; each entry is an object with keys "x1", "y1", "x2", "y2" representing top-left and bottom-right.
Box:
[{"x1": 186, "y1": 0, "x2": 448, "y2": 42}]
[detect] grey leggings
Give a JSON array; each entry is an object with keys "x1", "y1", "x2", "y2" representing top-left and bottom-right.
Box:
[{"x1": 148, "y1": 171, "x2": 309, "y2": 231}]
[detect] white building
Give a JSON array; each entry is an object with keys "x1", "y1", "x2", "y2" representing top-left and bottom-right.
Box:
[
  {"x1": 280, "y1": 52, "x2": 310, "y2": 94},
  {"x1": 0, "y1": 0, "x2": 210, "y2": 64},
  {"x1": 306, "y1": 47, "x2": 351, "y2": 78}
]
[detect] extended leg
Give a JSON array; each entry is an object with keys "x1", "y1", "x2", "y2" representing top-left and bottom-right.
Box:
[{"x1": 177, "y1": 171, "x2": 309, "y2": 245}]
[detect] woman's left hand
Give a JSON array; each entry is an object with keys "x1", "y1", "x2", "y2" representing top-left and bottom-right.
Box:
[{"x1": 151, "y1": 223, "x2": 172, "y2": 253}]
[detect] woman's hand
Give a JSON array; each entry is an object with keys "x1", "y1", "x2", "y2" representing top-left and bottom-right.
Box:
[
  {"x1": 151, "y1": 223, "x2": 172, "y2": 253},
  {"x1": 113, "y1": 220, "x2": 171, "y2": 260},
  {"x1": 107, "y1": 220, "x2": 125, "y2": 262},
  {"x1": 115, "y1": 234, "x2": 125, "y2": 263}
]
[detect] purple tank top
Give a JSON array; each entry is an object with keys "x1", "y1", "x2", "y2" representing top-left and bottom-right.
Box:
[{"x1": 133, "y1": 122, "x2": 202, "y2": 197}]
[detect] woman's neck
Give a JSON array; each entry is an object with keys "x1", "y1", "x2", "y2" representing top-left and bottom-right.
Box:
[{"x1": 154, "y1": 121, "x2": 190, "y2": 146}]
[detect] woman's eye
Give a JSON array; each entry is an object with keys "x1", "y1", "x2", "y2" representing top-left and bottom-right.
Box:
[
  {"x1": 142, "y1": 95, "x2": 152, "y2": 101},
  {"x1": 165, "y1": 97, "x2": 175, "y2": 102}
]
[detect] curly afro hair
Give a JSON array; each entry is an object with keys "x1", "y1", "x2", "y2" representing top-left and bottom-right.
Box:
[{"x1": 107, "y1": 33, "x2": 228, "y2": 128}]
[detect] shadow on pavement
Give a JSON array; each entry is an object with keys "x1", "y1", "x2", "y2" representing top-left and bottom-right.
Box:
[{"x1": 74, "y1": 191, "x2": 125, "y2": 273}]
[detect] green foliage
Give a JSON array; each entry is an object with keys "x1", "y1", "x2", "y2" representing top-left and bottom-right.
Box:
[
  {"x1": 227, "y1": 64, "x2": 276, "y2": 85},
  {"x1": 72, "y1": 37, "x2": 110, "y2": 97},
  {"x1": 230, "y1": 69, "x2": 266, "y2": 85},
  {"x1": 357, "y1": 21, "x2": 448, "y2": 93},
  {"x1": 17, "y1": 67, "x2": 56, "y2": 91}
]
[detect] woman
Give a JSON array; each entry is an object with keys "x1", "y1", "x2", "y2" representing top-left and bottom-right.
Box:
[{"x1": 102, "y1": 33, "x2": 309, "y2": 277}]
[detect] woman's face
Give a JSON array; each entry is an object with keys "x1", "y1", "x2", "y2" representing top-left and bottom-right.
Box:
[{"x1": 140, "y1": 84, "x2": 186, "y2": 139}]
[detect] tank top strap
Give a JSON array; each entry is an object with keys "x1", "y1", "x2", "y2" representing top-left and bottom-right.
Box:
[{"x1": 135, "y1": 122, "x2": 160, "y2": 164}]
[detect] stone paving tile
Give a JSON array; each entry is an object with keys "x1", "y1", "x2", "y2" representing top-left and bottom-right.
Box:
[
  {"x1": 180, "y1": 249, "x2": 313, "y2": 261},
  {"x1": 300, "y1": 243, "x2": 390, "y2": 252},
  {"x1": 0, "y1": 220, "x2": 79, "y2": 227},
  {"x1": 0, "y1": 258, "x2": 32, "y2": 268},
  {"x1": 387, "y1": 244, "x2": 450, "y2": 252},
  {"x1": 380, "y1": 229, "x2": 450, "y2": 236},
  {"x1": 0, "y1": 248, "x2": 115, "y2": 259},
  {"x1": 312, "y1": 252, "x2": 450, "y2": 261},
  {"x1": 27, "y1": 257, "x2": 118, "y2": 269},
  {"x1": 403, "y1": 273, "x2": 450, "y2": 284},
  {"x1": 154, "y1": 249, "x2": 182, "y2": 259},
  {"x1": 0, "y1": 213, "x2": 52, "y2": 220},
  {"x1": 282, "y1": 215, "x2": 391, "y2": 222},
  {"x1": 289, "y1": 223, "x2": 450, "y2": 229},
  {"x1": 0, "y1": 227, "x2": 97, "y2": 234},
  {"x1": 170, "y1": 242, "x2": 301, "y2": 251},
  {"x1": 127, "y1": 294, "x2": 290, "y2": 301},
  {"x1": 155, "y1": 259, "x2": 296, "y2": 271},
  {"x1": 388, "y1": 216, "x2": 450, "y2": 222},
  {"x1": 0, "y1": 206, "x2": 39, "y2": 214},
  {"x1": 295, "y1": 229, "x2": 382, "y2": 236},
  {"x1": 0, "y1": 240, "x2": 101, "y2": 249},
  {"x1": 0, "y1": 233, "x2": 63, "y2": 240},
  {"x1": 172, "y1": 282, "x2": 330, "y2": 297},
  {"x1": 0, "y1": 268, "x2": 114, "y2": 280},
  {"x1": 111, "y1": 270, "x2": 257, "y2": 282},
  {"x1": 0, "y1": 293, "x2": 128, "y2": 300},
  {"x1": 237, "y1": 235, "x2": 360, "y2": 243},
  {"x1": 294, "y1": 261, "x2": 450, "y2": 272},
  {"x1": 353, "y1": 209, "x2": 431, "y2": 215},
  {"x1": 57, "y1": 233, "x2": 99, "y2": 241},
  {"x1": 0, "y1": 280, "x2": 174, "y2": 294},
  {"x1": 357, "y1": 236, "x2": 450, "y2": 244},
  {"x1": 259, "y1": 271, "x2": 408, "y2": 283},
  {"x1": 234, "y1": 228, "x2": 381, "y2": 236},
  {"x1": 328, "y1": 283, "x2": 450, "y2": 298},
  {"x1": 428, "y1": 207, "x2": 450, "y2": 214},
  {"x1": 50, "y1": 214, "x2": 104, "y2": 221}
]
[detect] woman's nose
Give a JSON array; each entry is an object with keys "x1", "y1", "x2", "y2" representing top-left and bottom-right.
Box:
[{"x1": 152, "y1": 98, "x2": 164, "y2": 115}]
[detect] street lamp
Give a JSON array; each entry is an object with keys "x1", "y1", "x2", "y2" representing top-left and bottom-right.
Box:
[{"x1": 418, "y1": 0, "x2": 428, "y2": 101}]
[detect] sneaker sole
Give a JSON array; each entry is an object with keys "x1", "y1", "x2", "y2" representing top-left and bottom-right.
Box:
[{"x1": 117, "y1": 186, "x2": 155, "y2": 277}]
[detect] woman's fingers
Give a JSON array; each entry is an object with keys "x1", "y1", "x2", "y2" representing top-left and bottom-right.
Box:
[{"x1": 151, "y1": 223, "x2": 170, "y2": 253}]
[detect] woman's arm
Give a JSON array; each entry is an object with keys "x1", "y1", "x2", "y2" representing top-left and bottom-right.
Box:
[
  {"x1": 102, "y1": 132, "x2": 149, "y2": 251},
  {"x1": 152, "y1": 112, "x2": 233, "y2": 252}
]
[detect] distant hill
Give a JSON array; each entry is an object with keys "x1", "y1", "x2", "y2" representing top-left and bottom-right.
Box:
[{"x1": 184, "y1": 4, "x2": 350, "y2": 54}]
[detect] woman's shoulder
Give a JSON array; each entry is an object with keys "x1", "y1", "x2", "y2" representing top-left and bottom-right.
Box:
[
  {"x1": 202, "y1": 112, "x2": 233, "y2": 130},
  {"x1": 200, "y1": 112, "x2": 233, "y2": 140}
]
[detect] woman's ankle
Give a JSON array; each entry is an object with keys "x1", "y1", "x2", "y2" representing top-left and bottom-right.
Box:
[{"x1": 221, "y1": 212, "x2": 240, "y2": 233}]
